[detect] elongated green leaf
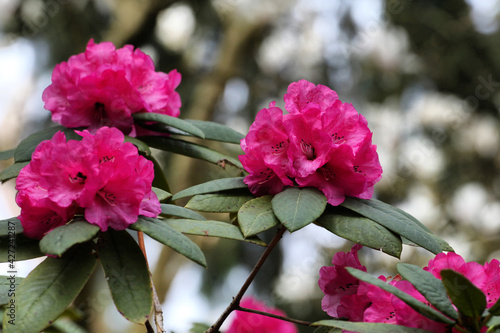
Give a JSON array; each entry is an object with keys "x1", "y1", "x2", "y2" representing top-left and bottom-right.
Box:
[
  {"x1": 0, "y1": 276, "x2": 24, "y2": 306},
  {"x1": 185, "y1": 119, "x2": 245, "y2": 144},
  {"x1": 440, "y1": 269, "x2": 486, "y2": 319},
  {"x1": 0, "y1": 234, "x2": 44, "y2": 262},
  {"x1": 46, "y1": 318, "x2": 87, "y2": 333},
  {"x1": 152, "y1": 187, "x2": 172, "y2": 202},
  {"x1": 141, "y1": 136, "x2": 243, "y2": 169},
  {"x1": 149, "y1": 154, "x2": 171, "y2": 193},
  {"x1": 238, "y1": 196, "x2": 279, "y2": 238},
  {"x1": 186, "y1": 193, "x2": 254, "y2": 213},
  {"x1": 341, "y1": 197, "x2": 444, "y2": 254},
  {"x1": 397, "y1": 263, "x2": 458, "y2": 320},
  {"x1": 96, "y1": 230, "x2": 152, "y2": 324},
  {"x1": 2, "y1": 244, "x2": 96, "y2": 333},
  {"x1": 0, "y1": 149, "x2": 15, "y2": 161},
  {"x1": 312, "y1": 320, "x2": 434, "y2": 333},
  {"x1": 14, "y1": 126, "x2": 81, "y2": 162},
  {"x1": 130, "y1": 217, "x2": 207, "y2": 267},
  {"x1": 346, "y1": 198, "x2": 453, "y2": 252},
  {"x1": 0, "y1": 161, "x2": 29, "y2": 182},
  {"x1": 190, "y1": 322, "x2": 211, "y2": 333},
  {"x1": 317, "y1": 208, "x2": 402, "y2": 258},
  {"x1": 40, "y1": 220, "x2": 100, "y2": 257},
  {"x1": 124, "y1": 136, "x2": 151, "y2": 156},
  {"x1": 486, "y1": 316, "x2": 500, "y2": 330},
  {"x1": 165, "y1": 219, "x2": 266, "y2": 246},
  {"x1": 161, "y1": 204, "x2": 207, "y2": 220},
  {"x1": 0, "y1": 218, "x2": 22, "y2": 237},
  {"x1": 272, "y1": 187, "x2": 327, "y2": 232},
  {"x1": 172, "y1": 177, "x2": 247, "y2": 201},
  {"x1": 346, "y1": 267, "x2": 456, "y2": 325},
  {"x1": 133, "y1": 113, "x2": 205, "y2": 139}
]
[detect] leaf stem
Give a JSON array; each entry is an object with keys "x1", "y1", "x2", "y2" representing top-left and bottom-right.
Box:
[
  {"x1": 206, "y1": 225, "x2": 287, "y2": 333},
  {"x1": 235, "y1": 305, "x2": 313, "y2": 327}
]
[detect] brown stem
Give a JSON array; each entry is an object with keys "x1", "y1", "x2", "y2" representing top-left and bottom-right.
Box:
[
  {"x1": 235, "y1": 306, "x2": 313, "y2": 327},
  {"x1": 145, "y1": 320, "x2": 155, "y2": 333},
  {"x1": 206, "y1": 225, "x2": 287, "y2": 333}
]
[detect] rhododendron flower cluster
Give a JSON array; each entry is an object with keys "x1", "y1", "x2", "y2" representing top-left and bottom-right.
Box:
[
  {"x1": 239, "y1": 80, "x2": 382, "y2": 206},
  {"x1": 42, "y1": 39, "x2": 181, "y2": 135},
  {"x1": 319, "y1": 245, "x2": 500, "y2": 332},
  {"x1": 225, "y1": 297, "x2": 298, "y2": 333},
  {"x1": 16, "y1": 127, "x2": 161, "y2": 239}
]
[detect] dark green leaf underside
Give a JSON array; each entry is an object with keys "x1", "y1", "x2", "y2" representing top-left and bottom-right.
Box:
[
  {"x1": 96, "y1": 230, "x2": 152, "y2": 324},
  {"x1": 130, "y1": 217, "x2": 207, "y2": 267}
]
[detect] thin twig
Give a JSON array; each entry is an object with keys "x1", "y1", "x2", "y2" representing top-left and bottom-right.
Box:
[
  {"x1": 206, "y1": 225, "x2": 287, "y2": 333},
  {"x1": 138, "y1": 231, "x2": 166, "y2": 333},
  {"x1": 235, "y1": 305, "x2": 313, "y2": 327}
]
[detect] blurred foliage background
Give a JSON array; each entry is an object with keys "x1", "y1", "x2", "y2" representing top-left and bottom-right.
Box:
[{"x1": 1, "y1": 0, "x2": 500, "y2": 332}]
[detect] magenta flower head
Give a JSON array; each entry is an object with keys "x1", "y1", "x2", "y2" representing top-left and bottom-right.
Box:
[
  {"x1": 16, "y1": 127, "x2": 161, "y2": 239},
  {"x1": 239, "y1": 80, "x2": 382, "y2": 206},
  {"x1": 225, "y1": 297, "x2": 298, "y2": 333},
  {"x1": 318, "y1": 244, "x2": 370, "y2": 320},
  {"x1": 42, "y1": 39, "x2": 181, "y2": 135}
]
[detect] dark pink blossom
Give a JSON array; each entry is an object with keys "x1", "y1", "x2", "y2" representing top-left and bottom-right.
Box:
[
  {"x1": 42, "y1": 39, "x2": 181, "y2": 135},
  {"x1": 240, "y1": 80, "x2": 382, "y2": 205},
  {"x1": 318, "y1": 244, "x2": 370, "y2": 319},
  {"x1": 16, "y1": 127, "x2": 161, "y2": 238},
  {"x1": 225, "y1": 297, "x2": 298, "y2": 333}
]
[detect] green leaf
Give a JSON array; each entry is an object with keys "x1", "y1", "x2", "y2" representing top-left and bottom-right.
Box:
[
  {"x1": 341, "y1": 197, "x2": 445, "y2": 254},
  {"x1": 186, "y1": 193, "x2": 254, "y2": 213},
  {"x1": 346, "y1": 267, "x2": 455, "y2": 325},
  {"x1": 96, "y1": 230, "x2": 152, "y2": 324},
  {"x1": 149, "y1": 154, "x2": 171, "y2": 193},
  {"x1": 486, "y1": 316, "x2": 500, "y2": 331},
  {"x1": 165, "y1": 218, "x2": 266, "y2": 246},
  {"x1": 185, "y1": 119, "x2": 245, "y2": 144},
  {"x1": 133, "y1": 113, "x2": 205, "y2": 139},
  {"x1": 316, "y1": 207, "x2": 402, "y2": 258},
  {"x1": 46, "y1": 317, "x2": 87, "y2": 333},
  {"x1": 312, "y1": 319, "x2": 434, "y2": 333},
  {"x1": 124, "y1": 136, "x2": 151, "y2": 156},
  {"x1": 172, "y1": 177, "x2": 247, "y2": 201},
  {"x1": 39, "y1": 220, "x2": 100, "y2": 257},
  {"x1": 141, "y1": 136, "x2": 243, "y2": 169},
  {"x1": 14, "y1": 126, "x2": 81, "y2": 162},
  {"x1": 238, "y1": 196, "x2": 280, "y2": 237},
  {"x1": 440, "y1": 269, "x2": 486, "y2": 318},
  {"x1": 0, "y1": 149, "x2": 15, "y2": 161},
  {"x1": 161, "y1": 204, "x2": 207, "y2": 220},
  {"x1": 2, "y1": 244, "x2": 96, "y2": 333},
  {"x1": 0, "y1": 218, "x2": 22, "y2": 237},
  {"x1": 0, "y1": 234, "x2": 44, "y2": 262},
  {"x1": 396, "y1": 263, "x2": 458, "y2": 320},
  {"x1": 152, "y1": 187, "x2": 172, "y2": 202},
  {"x1": 0, "y1": 161, "x2": 29, "y2": 182},
  {"x1": 272, "y1": 187, "x2": 327, "y2": 232},
  {"x1": 0, "y1": 276, "x2": 24, "y2": 306},
  {"x1": 189, "y1": 322, "x2": 211, "y2": 333},
  {"x1": 130, "y1": 217, "x2": 207, "y2": 267}
]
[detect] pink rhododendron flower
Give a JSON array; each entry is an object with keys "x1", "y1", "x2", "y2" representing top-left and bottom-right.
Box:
[
  {"x1": 42, "y1": 39, "x2": 181, "y2": 135},
  {"x1": 239, "y1": 80, "x2": 382, "y2": 205},
  {"x1": 319, "y1": 245, "x2": 499, "y2": 332},
  {"x1": 16, "y1": 127, "x2": 161, "y2": 239},
  {"x1": 318, "y1": 244, "x2": 370, "y2": 319},
  {"x1": 225, "y1": 297, "x2": 298, "y2": 333}
]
